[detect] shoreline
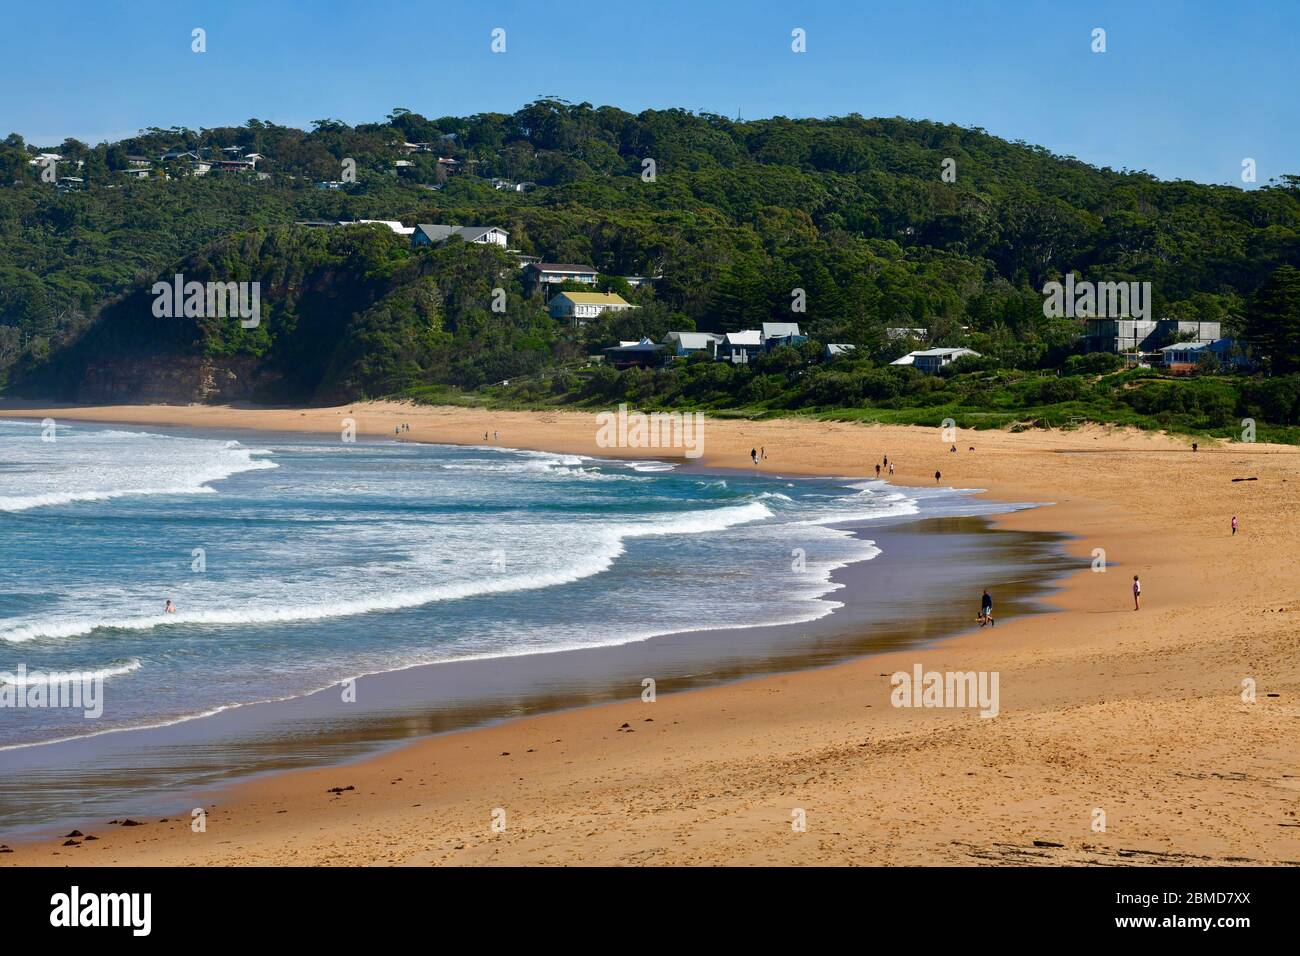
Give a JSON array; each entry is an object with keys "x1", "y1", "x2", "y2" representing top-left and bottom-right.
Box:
[
  {"x1": 2, "y1": 402, "x2": 1299, "y2": 866},
  {"x1": 0, "y1": 502, "x2": 1071, "y2": 842}
]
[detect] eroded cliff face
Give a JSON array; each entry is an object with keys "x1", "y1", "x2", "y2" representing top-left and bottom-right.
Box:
[{"x1": 77, "y1": 355, "x2": 282, "y2": 403}]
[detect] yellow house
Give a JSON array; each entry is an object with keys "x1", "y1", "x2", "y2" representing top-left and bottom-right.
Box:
[{"x1": 548, "y1": 291, "x2": 638, "y2": 323}]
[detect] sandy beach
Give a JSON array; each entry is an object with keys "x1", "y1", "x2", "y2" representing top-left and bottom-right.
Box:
[{"x1": 2, "y1": 401, "x2": 1299, "y2": 866}]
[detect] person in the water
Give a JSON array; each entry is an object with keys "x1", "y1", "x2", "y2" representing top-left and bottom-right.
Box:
[{"x1": 164, "y1": 600, "x2": 176, "y2": 614}]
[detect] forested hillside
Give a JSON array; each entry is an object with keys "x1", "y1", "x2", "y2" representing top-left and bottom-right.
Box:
[{"x1": 3, "y1": 100, "x2": 1299, "y2": 433}]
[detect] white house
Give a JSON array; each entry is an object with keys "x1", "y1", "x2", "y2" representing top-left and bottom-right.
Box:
[
  {"x1": 548, "y1": 292, "x2": 637, "y2": 323},
  {"x1": 890, "y1": 347, "x2": 981, "y2": 374},
  {"x1": 664, "y1": 331, "x2": 723, "y2": 358},
  {"x1": 412, "y1": 224, "x2": 509, "y2": 248},
  {"x1": 720, "y1": 330, "x2": 764, "y2": 364},
  {"x1": 823, "y1": 343, "x2": 856, "y2": 359}
]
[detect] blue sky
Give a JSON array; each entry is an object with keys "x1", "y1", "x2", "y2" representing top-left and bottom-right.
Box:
[{"x1": 2, "y1": 0, "x2": 1296, "y2": 186}]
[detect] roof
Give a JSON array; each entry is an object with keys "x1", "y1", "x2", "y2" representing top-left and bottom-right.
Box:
[
  {"x1": 414, "y1": 224, "x2": 507, "y2": 243},
  {"x1": 666, "y1": 332, "x2": 723, "y2": 348},
  {"x1": 530, "y1": 262, "x2": 599, "y2": 274},
  {"x1": 357, "y1": 220, "x2": 415, "y2": 236},
  {"x1": 605, "y1": 338, "x2": 664, "y2": 353},
  {"x1": 762, "y1": 322, "x2": 802, "y2": 338},
  {"x1": 889, "y1": 354, "x2": 916, "y2": 365},
  {"x1": 909, "y1": 347, "x2": 980, "y2": 358},
  {"x1": 824, "y1": 343, "x2": 856, "y2": 355},
  {"x1": 1159, "y1": 339, "x2": 1232, "y2": 352},
  {"x1": 554, "y1": 292, "x2": 632, "y2": 306},
  {"x1": 724, "y1": 331, "x2": 763, "y2": 346}
]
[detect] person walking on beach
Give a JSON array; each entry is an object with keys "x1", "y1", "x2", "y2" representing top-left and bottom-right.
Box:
[
  {"x1": 1231, "y1": 515, "x2": 1238, "y2": 535},
  {"x1": 751, "y1": 447, "x2": 759, "y2": 467},
  {"x1": 875, "y1": 463, "x2": 881, "y2": 478},
  {"x1": 979, "y1": 589, "x2": 994, "y2": 627},
  {"x1": 888, "y1": 461, "x2": 895, "y2": 476},
  {"x1": 935, "y1": 469, "x2": 941, "y2": 484},
  {"x1": 1132, "y1": 575, "x2": 1141, "y2": 611},
  {"x1": 761, "y1": 446, "x2": 766, "y2": 460}
]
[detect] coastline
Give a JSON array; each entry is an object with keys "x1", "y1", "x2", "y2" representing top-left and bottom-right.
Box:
[{"x1": 2, "y1": 401, "x2": 1299, "y2": 866}]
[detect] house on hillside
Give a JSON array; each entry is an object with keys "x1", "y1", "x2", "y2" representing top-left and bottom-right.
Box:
[
  {"x1": 720, "y1": 330, "x2": 764, "y2": 364},
  {"x1": 1084, "y1": 318, "x2": 1221, "y2": 354},
  {"x1": 411, "y1": 224, "x2": 509, "y2": 248},
  {"x1": 524, "y1": 262, "x2": 600, "y2": 299},
  {"x1": 603, "y1": 338, "x2": 665, "y2": 369},
  {"x1": 548, "y1": 291, "x2": 637, "y2": 323},
  {"x1": 761, "y1": 322, "x2": 806, "y2": 350},
  {"x1": 891, "y1": 347, "x2": 980, "y2": 374},
  {"x1": 1158, "y1": 338, "x2": 1246, "y2": 374},
  {"x1": 823, "y1": 343, "x2": 856, "y2": 359},
  {"x1": 664, "y1": 331, "x2": 723, "y2": 359}
]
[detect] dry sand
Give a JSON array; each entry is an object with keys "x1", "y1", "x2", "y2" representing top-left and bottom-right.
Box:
[{"x1": 2, "y1": 401, "x2": 1299, "y2": 866}]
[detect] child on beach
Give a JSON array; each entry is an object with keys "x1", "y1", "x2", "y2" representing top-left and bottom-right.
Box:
[
  {"x1": 1231, "y1": 515, "x2": 1238, "y2": 535},
  {"x1": 978, "y1": 589, "x2": 994, "y2": 627},
  {"x1": 1132, "y1": 575, "x2": 1141, "y2": 610}
]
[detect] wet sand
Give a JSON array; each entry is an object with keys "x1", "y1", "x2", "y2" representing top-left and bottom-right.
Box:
[{"x1": 1, "y1": 401, "x2": 1298, "y2": 866}]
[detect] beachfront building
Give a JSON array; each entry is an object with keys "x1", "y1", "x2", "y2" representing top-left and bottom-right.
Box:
[
  {"x1": 761, "y1": 322, "x2": 807, "y2": 350},
  {"x1": 548, "y1": 291, "x2": 637, "y2": 323},
  {"x1": 1084, "y1": 318, "x2": 1221, "y2": 354},
  {"x1": 1158, "y1": 338, "x2": 1244, "y2": 373},
  {"x1": 720, "y1": 330, "x2": 764, "y2": 364},
  {"x1": 891, "y1": 347, "x2": 980, "y2": 374},
  {"x1": 664, "y1": 331, "x2": 723, "y2": 359},
  {"x1": 603, "y1": 338, "x2": 665, "y2": 369},
  {"x1": 412, "y1": 224, "x2": 509, "y2": 248}
]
